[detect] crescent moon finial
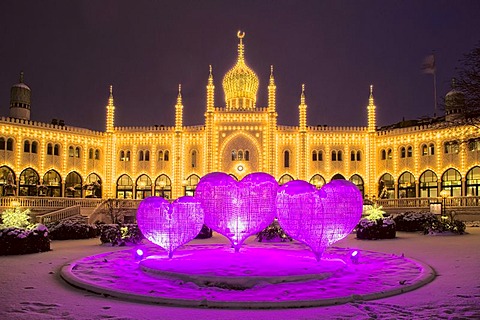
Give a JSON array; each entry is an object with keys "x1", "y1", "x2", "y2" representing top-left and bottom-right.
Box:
[{"x1": 237, "y1": 30, "x2": 245, "y2": 39}]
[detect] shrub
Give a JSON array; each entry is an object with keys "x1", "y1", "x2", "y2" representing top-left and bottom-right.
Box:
[
  {"x1": 0, "y1": 224, "x2": 50, "y2": 255},
  {"x1": 356, "y1": 217, "x2": 396, "y2": 240},
  {"x1": 195, "y1": 224, "x2": 213, "y2": 239},
  {"x1": 256, "y1": 219, "x2": 293, "y2": 242},
  {"x1": 392, "y1": 212, "x2": 438, "y2": 232},
  {"x1": 46, "y1": 216, "x2": 97, "y2": 240},
  {"x1": 1, "y1": 207, "x2": 32, "y2": 229},
  {"x1": 99, "y1": 223, "x2": 143, "y2": 246},
  {"x1": 424, "y1": 212, "x2": 466, "y2": 235}
]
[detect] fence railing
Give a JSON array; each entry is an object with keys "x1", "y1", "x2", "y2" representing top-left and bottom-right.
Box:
[
  {"x1": 0, "y1": 196, "x2": 103, "y2": 210},
  {"x1": 36, "y1": 205, "x2": 81, "y2": 224},
  {"x1": 376, "y1": 196, "x2": 480, "y2": 209}
]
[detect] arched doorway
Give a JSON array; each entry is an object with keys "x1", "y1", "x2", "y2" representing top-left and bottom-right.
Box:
[
  {"x1": 419, "y1": 170, "x2": 438, "y2": 198},
  {"x1": 0, "y1": 166, "x2": 16, "y2": 196},
  {"x1": 278, "y1": 174, "x2": 294, "y2": 185},
  {"x1": 154, "y1": 174, "x2": 172, "y2": 199},
  {"x1": 378, "y1": 173, "x2": 394, "y2": 199},
  {"x1": 398, "y1": 172, "x2": 416, "y2": 198},
  {"x1": 19, "y1": 168, "x2": 40, "y2": 196},
  {"x1": 43, "y1": 169, "x2": 62, "y2": 197},
  {"x1": 85, "y1": 173, "x2": 102, "y2": 198},
  {"x1": 65, "y1": 171, "x2": 82, "y2": 198},
  {"x1": 331, "y1": 173, "x2": 346, "y2": 180},
  {"x1": 309, "y1": 174, "x2": 326, "y2": 189},
  {"x1": 184, "y1": 174, "x2": 201, "y2": 196},
  {"x1": 136, "y1": 174, "x2": 152, "y2": 199},
  {"x1": 349, "y1": 174, "x2": 365, "y2": 197},
  {"x1": 116, "y1": 174, "x2": 133, "y2": 199}
]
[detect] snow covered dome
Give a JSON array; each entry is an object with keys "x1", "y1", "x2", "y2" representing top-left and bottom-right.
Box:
[
  {"x1": 222, "y1": 31, "x2": 259, "y2": 110},
  {"x1": 10, "y1": 71, "x2": 31, "y2": 120}
]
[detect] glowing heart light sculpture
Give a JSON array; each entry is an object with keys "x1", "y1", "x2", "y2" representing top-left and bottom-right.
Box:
[
  {"x1": 137, "y1": 196, "x2": 204, "y2": 258},
  {"x1": 276, "y1": 179, "x2": 362, "y2": 261},
  {"x1": 195, "y1": 172, "x2": 278, "y2": 252}
]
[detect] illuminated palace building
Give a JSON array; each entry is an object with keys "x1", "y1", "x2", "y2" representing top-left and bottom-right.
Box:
[{"x1": 1, "y1": 32, "x2": 480, "y2": 202}]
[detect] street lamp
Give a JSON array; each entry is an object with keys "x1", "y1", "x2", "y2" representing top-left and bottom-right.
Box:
[{"x1": 440, "y1": 189, "x2": 449, "y2": 220}]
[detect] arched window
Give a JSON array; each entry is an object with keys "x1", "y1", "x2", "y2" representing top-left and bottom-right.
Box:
[
  {"x1": 318, "y1": 150, "x2": 323, "y2": 161},
  {"x1": 349, "y1": 174, "x2": 364, "y2": 197},
  {"x1": 43, "y1": 169, "x2": 62, "y2": 197},
  {"x1": 337, "y1": 150, "x2": 343, "y2": 161},
  {"x1": 183, "y1": 174, "x2": 201, "y2": 196},
  {"x1": 75, "y1": 147, "x2": 80, "y2": 158},
  {"x1": 65, "y1": 171, "x2": 82, "y2": 198},
  {"x1": 89, "y1": 148, "x2": 94, "y2": 159},
  {"x1": 407, "y1": 146, "x2": 413, "y2": 157},
  {"x1": 331, "y1": 173, "x2": 346, "y2": 180},
  {"x1": 126, "y1": 151, "x2": 131, "y2": 161},
  {"x1": 145, "y1": 150, "x2": 150, "y2": 161},
  {"x1": 387, "y1": 149, "x2": 392, "y2": 159},
  {"x1": 331, "y1": 150, "x2": 337, "y2": 161},
  {"x1": 158, "y1": 150, "x2": 164, "y2": 161},
  {"x1": 381, "y1": 149, "x2": 386, "y2": 160},
  {"x1": 135, "y1": 174, "x2": 152, "y2": 199},
  {"x1": 238, "y1": 150, "x2": 243, "y2": 161},
  {"x1": 24, "y1": 140, "x2": 30, "y2": 153},
  {"x1": 68, "y1": 146, "x2": 74, "y2": 157},
  {"x1": 155, "y1": 174, "x2": 172, "y2": 199},
  {"x1": 444, "y1": 141, "x2": 459, "y2": 154},
  {"x1": 398, "y1": 172, "x2": 416, "y2": 198},
  {"x1": 429, "y1": 143, "x2": 435, "y2": 155},
  {"x1": 419, "y1": 170, "x2": 438, "y2": 198},
  {"x1": 0, "y1": 166, "x2": 16, "y2": 196},
  {"x1": 244, "y1": 150, "x2": 250, "y2": 161},
  {"x1": 85, "y1": 173, "x2": 102, "y2": 198},
  {"x1": 441, "y1": 168, "x2": 462, "y2": 196},
  {"x1": 19, "y1": 168, "x2": 40, "y2": 196},
  {"x1": 350, "y1": 151, "x2": 355, "y2": 161},
  {"x1": 421, "y1": 144, "x2": 428, "y2": 156},
  {"x1": 120, "y1": 150, "x2": 125, "y2": 161},
  {"x1": 47, "y1": 143, "x2": 53, "y2": 155},
  {"x1": 95, "y1": 149, "x2": 100, "y2": 160},
  {"x1": 191, "y1": 150, "x2": 197, "y2": 168},
  {"x1": 279, "y1": 174, "x2": 294, "y2": 185},
  {"x1": 466, "y1": 166, "x2": 480, "y2": 196},
  {"x1": 400, "y1": 147, "x2": 406, "y2": 158},
  {"x1": 7, "y1": 138, "x2": 14, "y2": 151},
  {"x1": 116, "y1": 174, "x2": 133, "y2": 199},
  {"x1": 309, "y1": 174, "x2": 326, "y2": 188},
  {"x1": 139, "y1": 150, "x2": 144, "y2": 161},
  {"x1": 356, "y1": 151, "x2": 361, "y2": 161},
  {"x1": 31, "y1": 141, "x2": 38, "y2": 154},
  {"x1": 164, "y1": 150, "x2": 169, "y2": 161},
  {"x1": 284, "y1": 150, "x2": 290, "y2": 168},
  {"x1": 54, "y1": 144, "x2": 59, "y2": 156},
  {"x1": 0, "y1": 137, "x2": 5, "y2": 150},
  {"x1": 312, "y1": 150, "x2": 318, "y2": 161}
]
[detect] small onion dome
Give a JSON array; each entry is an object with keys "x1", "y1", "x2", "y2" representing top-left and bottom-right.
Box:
[
  {"x1": 445, "y1": 78, "x2": 464, "y2": 120},
  {"x1": 222, "y1": 31, "x2": 259, "y2": 110},
  {"x1": 10, "y1": 71, "x2": 31, "y2": 120}
]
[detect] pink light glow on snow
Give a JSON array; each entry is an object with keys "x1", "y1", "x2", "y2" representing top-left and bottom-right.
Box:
[
  {"x1": 276, "y1": 179, "x2": 362, "y2": 261},
  {"x1": 195, "y1": 172, "x2": 278, "y2": 252},
  {"x1": 136, "y1": 196, "x2": 204, "y2": 258}
]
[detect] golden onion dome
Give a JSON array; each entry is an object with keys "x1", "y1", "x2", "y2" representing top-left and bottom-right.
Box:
[{"x1": 222, "y1": 31, "x2": 259, "y2": 110}]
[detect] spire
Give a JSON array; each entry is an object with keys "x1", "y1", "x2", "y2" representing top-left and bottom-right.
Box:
[
  {"x1": 237, "y1": 31, "x2": 245, "y2": 63},
  {"x1": 367, "y1": 84, "x2": 376, "y2": 133},
  {"x1": 268, "y1": 65, "x2": 276, "y2": 113},
  {"x1": 175, "y1": 84, "x2": 183, "y2": 132},
  {"x1": 177, "y1": 84, "x2": 182, "y2": 105},
  {"x1": 208, "y1": 65, "x2": 213, "y2": 83},
  {"x1": 269, "y1": 65, "x2": 275, "y2": 84},
  {"x1": 451, "y1": 78, "x2": 456, "y2": 89},
  {"x1": 19, "y1": 71, "x2": 24, "y2": 83},
  {"x1": 301, "y1": 84, "x2": 306, "y2": 105},
  {"x1": 206, "y1": 65, "x2": 215, "y2": 112}
]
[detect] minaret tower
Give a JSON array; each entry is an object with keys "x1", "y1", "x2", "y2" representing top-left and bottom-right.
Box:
[
  {"x1": 175, "y1": 84, "x2": 184, "y2": 132},
  {"x1": 366, "y1": 84, "x2": 377, "y2": 199},
  {"x1": 298, "y1": 84, "x2": 308, "y2": 180},
  {"x1": 205, "y1": 65, "x2": 216, "y2": 172},
  {"x1": 106, "y1": 85, "x2": 115, "y2": 133},
  {"x1": 10, "y1": 71, "x2": 31, "y2": 120},
  {"x1": 267, "y1": 65, "x2": 278, "y2": 174}
]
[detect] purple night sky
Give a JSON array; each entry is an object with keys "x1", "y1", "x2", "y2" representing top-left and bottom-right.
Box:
[{"x1": 1, "y1": 1, "x2": 479, "y2": 131}]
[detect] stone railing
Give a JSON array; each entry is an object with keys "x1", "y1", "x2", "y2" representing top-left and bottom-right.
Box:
[
  {"x1": 36, "y1": 205, "x2": 81, "y2": 224},
  {"x1": 0, "y1": 196, "x2": 103, "y2": 210},
  {"x1": 376, "y1": 196, "x2": 480, "y2": 210}
]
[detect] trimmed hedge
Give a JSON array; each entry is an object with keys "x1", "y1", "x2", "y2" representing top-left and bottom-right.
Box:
[
  {"x1": 47, "y1": 216, "x2": 97, "y2": 240},
  {"x1": 0, "y1": 224, "x2": 50, "y2": 255},
  {"x1": 356, "y1": 218, "x2": 396, "y2": 240},
  {"x1": 98, "y1": 223, "x2": 143, "y2": 246},
  {"x1": 392, "y1": 212, "x2": 438, "y2": 232}
]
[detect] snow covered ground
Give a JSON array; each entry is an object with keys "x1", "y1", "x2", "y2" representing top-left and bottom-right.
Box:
[{"x1": 1, "y1": 228, "x2": 479, "y2": 319}]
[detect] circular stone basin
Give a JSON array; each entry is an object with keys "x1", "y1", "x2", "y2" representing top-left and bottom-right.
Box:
[
  {"x1": 140, "y1": 246, "x2": 345, "y2": 289},
  {"x1": 61, "y1": 242, "x2": 435, "y2": 309}
]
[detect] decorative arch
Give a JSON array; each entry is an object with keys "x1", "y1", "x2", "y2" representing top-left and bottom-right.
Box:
[
  {"x1": 398, "y1": 171, "x2": 416, "y2": 198},
  {"x1": 466, "y1": 166, "x2": 480, "y2": 196},
  {"x1": 419, "y1": 169, "x2": 438, "y2": 198},
  {"x1": 116, "y1": 174, "x2": 133, "y2": 199},
  {"x1": 219, "y1": 131, "x2": 262, "y2": 173},
  {"x1": 155, "y1": 174, "x2": 172, "y2": 199},
  {"x1": 0, "y1": 165, "x2": 16, "y2": 196},
  {"x1": 349, "y1": 174, "x2": 364, "y2": 197},
  {"x1": 135, "y1": 174, "x2": 152, "y2": 199},
  {"x1": 309, "y1": 174, "x2": 326, "y2": 188},
  {"x1": 441, "y1": 168, "x2": 462, "y2": 196},
  {"x1": 278, "y1": 174, "x2": 294, "y2": 185},
  {"x1": 19, "y1": 168, "x2": 40, "y2": 196}
]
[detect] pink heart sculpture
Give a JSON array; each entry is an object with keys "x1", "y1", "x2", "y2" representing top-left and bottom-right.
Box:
[
  {"x1": 195, "y1": 172, "x2": 278, "y2": 252},
  {"x1": 137, "y1": 196, "x2": 204, "y2": 258},
  {"x1": 276, "y1": 179, "x2": 362, "y2": 261}
]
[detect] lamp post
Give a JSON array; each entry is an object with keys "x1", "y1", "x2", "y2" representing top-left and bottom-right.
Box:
[{"x1": 440, "y1": 189, "x2": 449, "y2": 220}]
